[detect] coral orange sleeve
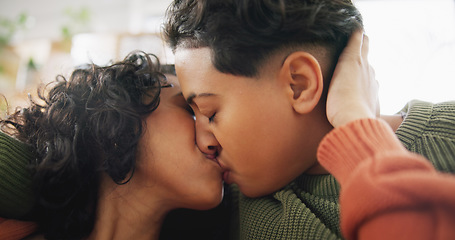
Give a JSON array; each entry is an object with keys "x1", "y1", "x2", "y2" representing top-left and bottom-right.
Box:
[
  {"x1": 0, "y1": 217, "x2": 37, "y2": 240},
  {"x1": 317, "y1": 118, "x2": 455, "y2": 240}
]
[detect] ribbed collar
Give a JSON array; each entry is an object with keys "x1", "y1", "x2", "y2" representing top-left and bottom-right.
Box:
[{"x1": 293, "y1": 174, "x2": 340, "y2": 200}]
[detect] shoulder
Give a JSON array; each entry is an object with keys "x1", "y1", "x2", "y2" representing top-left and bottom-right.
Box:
[
  {"x1": 396, "y1": 100, "x2": 455, "y2": 172},
  {"x1": 0, "y1": 131, "x2": 35, "y2": 218}
]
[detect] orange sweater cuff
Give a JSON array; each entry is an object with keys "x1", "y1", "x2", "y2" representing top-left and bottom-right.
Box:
[
  {"x1": 0, "y1": 217, "x2": 38, "y2": 240},
  {"x1": 317, "y1": 118, "x2": 405, "y2": 183}
]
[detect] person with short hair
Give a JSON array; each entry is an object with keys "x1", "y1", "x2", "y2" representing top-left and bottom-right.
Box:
[{"x1": 164, "y1": 0, "x2": 455, "y2": 239}]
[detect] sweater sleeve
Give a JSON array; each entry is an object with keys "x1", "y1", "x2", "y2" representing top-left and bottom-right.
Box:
[
  {"x1": 317, "y1": 118, "x2": 455, "y2": 240},
  {"x1": 0, "y1": 132, "x2": 35, "y2": 218},
  {"x1": 0, "y1": 217, "x2": 37, "y2": 240}
]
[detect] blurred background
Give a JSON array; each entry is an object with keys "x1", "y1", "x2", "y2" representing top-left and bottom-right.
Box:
[{"x1": 0, "y1": 0, "x2": 454, "y2": 118}]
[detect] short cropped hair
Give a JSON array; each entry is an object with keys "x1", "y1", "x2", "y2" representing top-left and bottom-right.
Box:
[{"x1": 164, "y1": 0, "x2": 363, "y2": 77}]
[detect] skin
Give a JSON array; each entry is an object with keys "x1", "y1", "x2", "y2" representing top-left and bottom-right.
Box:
[
  {"x1": 88, "y1": 75, "x2": 224, "y2": 240},
  {"x1": 174, "y1": 33, "x2": 403, "y2": 199},
  {"x1": 326, "y1": 31, "x2": 379, "y2": 127},
  {"x1": 175, "y1": 47, "x2": 334, "y2": 198},
  {"x1": 326, "y1": 31, "x2": 403, "y2": 131}
]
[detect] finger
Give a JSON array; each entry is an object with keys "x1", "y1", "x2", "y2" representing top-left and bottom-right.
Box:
[
  {"x1": 369, "y1": 64, "x2": 376, "y2": 79},
  {"x1": 345, "y1": 31, "x2": 363, "y2": 55},
  {"x1": 376, "y1": 98, "x2": 381, "y2": 117},
  {"x1": 361, "y1": 33, "x2": 370, "y2": 60}
]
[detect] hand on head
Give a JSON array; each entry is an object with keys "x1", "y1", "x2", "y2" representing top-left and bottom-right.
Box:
[{"x1": 326, "y1": 30, "x2": 379, "y2": 128}]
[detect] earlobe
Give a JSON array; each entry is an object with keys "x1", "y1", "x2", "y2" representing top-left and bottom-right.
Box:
[{"x1": 279, "y1": 51, "x2": 324, "y2": 114}]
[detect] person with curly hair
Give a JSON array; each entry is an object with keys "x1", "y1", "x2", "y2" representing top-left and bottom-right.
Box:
[{"x1": 0, "y1": 51, "x2": 228, "y2": 239}]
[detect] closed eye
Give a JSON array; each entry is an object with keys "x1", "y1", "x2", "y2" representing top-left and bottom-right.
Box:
[
  {"x1": 173, "y1": 92, "x2": 195, "y2": 119},
  {"x1": 185, "y1": 105, "x2": 195, "y2": 118},
  {"x1": 208, "y1": 112, "x2": 216, "y2": 123}
]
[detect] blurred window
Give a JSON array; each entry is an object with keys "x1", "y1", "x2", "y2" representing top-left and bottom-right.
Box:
[{"x1": 355, "y1": 0, "x2": 455, "y2": 114}]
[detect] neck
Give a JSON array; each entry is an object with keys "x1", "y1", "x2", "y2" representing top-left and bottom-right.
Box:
[
  {"x1": 305, "y1": 103, "x2": 335, "y2": 175},
  {"x1": 87, "y1": 175, "x2": 171, "y2": 240}
]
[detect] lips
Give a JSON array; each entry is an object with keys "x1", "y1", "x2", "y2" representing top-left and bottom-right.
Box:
[
  {"x1": 205, "y1": 153, "x2": 223, "y2": 168},
  {"x1": 222, "y1": 171, "x2": 231, "y2": 184},
  {"x1": 214, "y1": 158, "x2": 231, "y2": 184},
  {"x1": 205, "y1": 154, "x2": 231, "y2": 183}
]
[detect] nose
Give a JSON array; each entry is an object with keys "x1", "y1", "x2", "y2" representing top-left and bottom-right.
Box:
[{"x1": 195, "y1": 117, "x2": 220, "y2": 155}]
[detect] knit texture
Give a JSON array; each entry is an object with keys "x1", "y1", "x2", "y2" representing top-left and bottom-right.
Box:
[
  {"x1": 318, "y1": 115, "x2": 455, "y2": 239},
  {"x1": 232, "y1": 100, "x2": 455, "y2": 240},
  {"x1": 396, "y1": 100, "x2": 455, "y2": 172},
  {"x1": 235, "y1": 174, "x2": 342, "y2": 240},
  {"x1": 232, "y1": 174, "x2": 342, "y2": 240},
  {"x1": 0, "y1": 131, "x2": 35, "y2": 218},
  {"x1": 0, "y1": 217, "x2": 38, "y2": 240},
  {"x1": 317, "y1": 118, "x2": 406, "y2": 184}
]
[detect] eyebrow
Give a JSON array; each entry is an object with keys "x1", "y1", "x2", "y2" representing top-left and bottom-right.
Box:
[
  {"x1": 172, "y1": 92, "x2": 188, "y2": 104},
  {"x1": 174, "y1": 92, "x2": 184, "y2": 98},
  {"x1": 186, "y1": 93, "x2": 216, "y2": 105}
]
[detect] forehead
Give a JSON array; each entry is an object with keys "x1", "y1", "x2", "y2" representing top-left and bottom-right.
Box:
[
  {"x1": 174, "y1": 47, "x2": 213, "y2": 73},
  {"x1": 174, "y1": 47, "x2": 219, "y2": 93},
  {"x1": 174, "y1": 46, "x2": 284, "y2": 81}
]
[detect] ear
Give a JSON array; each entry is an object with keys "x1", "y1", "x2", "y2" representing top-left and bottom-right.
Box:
[{"x1": 279, "y1": 51, "x2": 324, "y2": 114}]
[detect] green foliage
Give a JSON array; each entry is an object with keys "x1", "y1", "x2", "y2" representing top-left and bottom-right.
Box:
[
  {"x1": 0, "y1": 13, "x2": 28, "y2": 50},
  {"x1": 27, "y1": 58, "x2": 37, "y2": 70},
  {"x1": 60, "y1": 7, "x2": 91, "y2": 40}
]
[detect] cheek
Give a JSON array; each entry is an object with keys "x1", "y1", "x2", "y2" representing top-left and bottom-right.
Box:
[
  {"x1": 218, "y1": 98, "x2": 297, "y2": 173},
  {"x1": 222, "y1": 97, "x2": 290, "y2": 146},
  {"x1": 137, "y1": 113, "x2": 196, "y2": 168},
  {"x1": 170, "y1": 116, "x2": 196, "y2": 144},
  {"x1": 135, "y1": 121, "x2": 198, "y2": 187},
  {"x1": 155, "y1": 111, "x2": 196, "y2": 141}
]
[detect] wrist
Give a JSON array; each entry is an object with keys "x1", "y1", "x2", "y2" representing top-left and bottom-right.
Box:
[
  {"x1": 317, "y1": 118, "x2": 403, "y2": 183},
  {"x1": 331, "y1": 110, "x2": 375, "y2": 128}
]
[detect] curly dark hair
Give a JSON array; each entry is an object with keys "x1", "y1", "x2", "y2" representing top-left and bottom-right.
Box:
[
  {"x1": 164, "y1": 0, "x2": 363, "y2": 78},
  {"x1": 1, "y1": 51, "x2": 171, "y2": 239}
]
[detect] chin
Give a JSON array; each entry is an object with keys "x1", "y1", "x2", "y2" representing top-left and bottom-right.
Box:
[
  {"x1": 189, "y1": 184, "x2": 224, "y2": 210},
  {"x1": 238, "y1": 184, "x2": 274, "y2": 198}
]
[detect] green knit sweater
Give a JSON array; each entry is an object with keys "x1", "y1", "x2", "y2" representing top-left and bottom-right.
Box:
[
  {"x1": 231, "y1": 100, "x2": 455, "y2": 239},
  {"x1": 0, "y1": 131, "x2": 35, "y2": 218}
]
